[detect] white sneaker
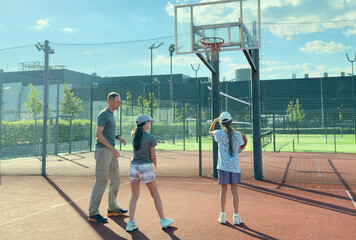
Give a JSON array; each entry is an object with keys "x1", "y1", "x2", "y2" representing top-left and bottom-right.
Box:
[
  {"x1": 160, "y1": 217, "x2": 174, "y2": 229},
  {"x1": 126, "y1": 220, "x2": 138, "y2": 232},
  {"x1": 218, "y1": 212, "x2": 226, "y2": 224},
  {"x1": 233, "y1": 213, "x2": 242, "y2": 225}
]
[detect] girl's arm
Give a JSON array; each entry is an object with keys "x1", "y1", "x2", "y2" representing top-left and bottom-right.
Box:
[
  {"x1": 151, "y1": 146, "x2": 157, "y2": 171},
  {"x1": 209, "y1": 118, "x2": 220, "y2": 136}
]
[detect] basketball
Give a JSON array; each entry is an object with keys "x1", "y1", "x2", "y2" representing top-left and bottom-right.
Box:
[{"x1": 240, "y1": 133, "x2": 247, "y2": 149}]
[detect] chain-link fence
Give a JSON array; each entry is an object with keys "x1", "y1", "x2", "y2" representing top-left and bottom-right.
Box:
[{"x1": 0, "y1": 22, "x2": 355, "y2": 180}]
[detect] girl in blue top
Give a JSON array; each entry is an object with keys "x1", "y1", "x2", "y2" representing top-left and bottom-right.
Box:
[{"x1": 209, "y1": 112, "x2": 245, "y2": 226}]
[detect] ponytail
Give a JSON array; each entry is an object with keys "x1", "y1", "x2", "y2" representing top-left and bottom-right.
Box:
[
  {"x1": 221, "y1": 120, "x2": 234, "y2": 156},
  {"x1": 133, "y1": 122, "x2": 145, "y2": 151}
]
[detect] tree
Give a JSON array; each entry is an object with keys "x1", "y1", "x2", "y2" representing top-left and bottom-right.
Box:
[
  {"x1": 338, "y1": 105, "x2": 343, "y2": 121},
  {"x1": 286, "y1": 99, "x2": 305, "y2": 122},
  {"x1": 122, "y1": 91, "x2": 133, "y2": 115},
  {"x1": 24, "y1": 83, "x2": 43, "y2": 119},
  {"x1": 60, "y1": 84, "x2": 83, "y2": 118}
]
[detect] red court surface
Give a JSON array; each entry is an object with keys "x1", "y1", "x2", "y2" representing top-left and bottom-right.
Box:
[{"x1": 1, "y1": 151, "x2": 356, "y2": 239}]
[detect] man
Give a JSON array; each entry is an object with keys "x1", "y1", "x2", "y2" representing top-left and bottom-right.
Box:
[{"x1": 88, "y1": 92, "x2": 128, "y2": 223}]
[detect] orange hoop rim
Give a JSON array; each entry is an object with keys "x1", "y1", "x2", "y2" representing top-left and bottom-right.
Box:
[
  {"x1": 199, "y1": 37, "x2": 225, "y2": 46},
  {"x1": 199, "y1": 37, "x2": 224, "y2": 61}
]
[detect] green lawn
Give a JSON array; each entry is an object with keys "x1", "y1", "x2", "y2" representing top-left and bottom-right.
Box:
[{"x1": 152, "y1": 134, "x2": 356, "y2": 153}]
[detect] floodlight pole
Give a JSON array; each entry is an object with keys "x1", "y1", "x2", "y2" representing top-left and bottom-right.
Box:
[
  {"x1": 346, "y1": 53, "x2": 356, "y2": 143},
  {"x1": 0, "y1": 69, "x2": 3, "y2": 158},
  {"x1": 192, "y1": 64, "x2": 202, "y2": 176},
  {"x1": 169, "y1": 44, "x2": 175, "y2": 119},
  {"x1": 35, "y1": 40, "x2": 54, "y2": 176},
  {"x1": 42, "y1": 40, "x2": 50, "y2": 176},
  {"x1": 55, "y1": 72, "x2": 59, "y2": 155},
  {"x1": 149, "y1": 42, "x2": 163, "y2": 131}
]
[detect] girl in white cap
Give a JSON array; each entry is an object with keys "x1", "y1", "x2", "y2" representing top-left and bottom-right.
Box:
[
  {"x1": 209, "y1": 112, "x2": 245, "y2": 226},
  {"x1": 126, "y1": 114, "x2": 174, "y2": 231}
]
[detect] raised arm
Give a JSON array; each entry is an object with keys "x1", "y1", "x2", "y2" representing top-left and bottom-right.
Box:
[{"x1": 209, "y1": 118, "x2": 220, "y2": 136}]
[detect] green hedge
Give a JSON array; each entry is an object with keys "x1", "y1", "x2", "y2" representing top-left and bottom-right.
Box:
[{"x1": 1, "y1": 119, "x2": 90, "y2": 146}]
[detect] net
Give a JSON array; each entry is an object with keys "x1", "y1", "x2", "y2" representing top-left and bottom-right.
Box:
[{"x1": 199, "y1": 37, "x2": 224, "y2": 62}]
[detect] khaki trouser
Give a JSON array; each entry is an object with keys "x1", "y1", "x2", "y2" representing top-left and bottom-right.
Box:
[{"x1": 89, "y1": 147, "x2": 120, "y2": 216}]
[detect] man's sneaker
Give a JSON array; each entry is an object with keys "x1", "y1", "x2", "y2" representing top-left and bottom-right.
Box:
[
  {"x1": 160, "y1": 217, "x2": 174, "y2": 229},
  {"x1": 126, "y1": 220, "x2": 138, "y2": 232},
  {"x1": 233, "y1": 213, "x2": 243, "y2": 225},
  {"x1": 107, "y1": 208, "x2": 128, "y2": 217},
  {"x1": 88, "y1": 214, "x2": 108, "y2": 223},
  {"x1": 218, "y1": 212, "x2": 226, "y2": 224}
]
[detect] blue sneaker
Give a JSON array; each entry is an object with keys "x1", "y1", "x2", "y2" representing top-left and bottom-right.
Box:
[
  {"x1": 88, "y1": 214, "x2": 108, "y2": 223},
  {"x1": 126, "y1": 220, "x2": 138, "y2": 232},
  {"x1": 107, "y1": 208, "x2": 128, "y2": 217},
  {"x1": 160, "y1": 217, "x2": 174, "y2": 229}
]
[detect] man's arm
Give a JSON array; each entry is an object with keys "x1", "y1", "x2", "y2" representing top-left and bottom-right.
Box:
[
  {"x1": 115, "y1": 134, "x2": 127, "y2": 146},
  {"x1": 96, "y1": 126, "x2": 120, "y2": 158}
]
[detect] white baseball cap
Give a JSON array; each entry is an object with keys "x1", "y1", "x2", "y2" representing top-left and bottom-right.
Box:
[
  {"x1": 136, "y1": 114, "x2": 155, "y2": 124},
  {"x1": 219, "y1": 112, "x2": 232, "y2": 123}
]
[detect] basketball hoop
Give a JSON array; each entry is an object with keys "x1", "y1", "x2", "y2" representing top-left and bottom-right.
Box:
[{"x1": 199, "y1": 37, "x2": 224, "y2": 62}]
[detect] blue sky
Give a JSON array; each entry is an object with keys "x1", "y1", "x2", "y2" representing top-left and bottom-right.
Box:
[{"x1": 0, "y1": 0, "x2": 356, "y2": 80}]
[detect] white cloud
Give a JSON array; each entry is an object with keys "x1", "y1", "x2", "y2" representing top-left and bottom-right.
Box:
[
  {"x1": 139, "y1": 53, "x2": 201, "y2": 68},
  {"x1": 166, "y1": 2, "x2": 174, "y2": 17},
  {"x1": 261, "y1": 0, "x2": 302, "y2": 9},
  {"x1": 35, "y1": 18, "x2": 50, "y2": 30},
  {"x1": 259, "y1": 60, "x2": 348, "y2": 79},
  {"x1": 262, "y1": 1, "x2": 356, "y2": 38},
  {"x1": 343, "y1": 28, "x2": 356, "y2": 37},
  {"x1": 63, "y1": 27, "x2": 75, "y2": 33},
  {"x1": 300, "y1": 40, "x2": 351, "y2": 54}
]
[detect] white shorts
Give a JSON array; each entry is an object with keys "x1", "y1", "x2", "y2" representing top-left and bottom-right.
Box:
[{"x1": 129, "y1": 163, "x2": 155, "y2": 184}]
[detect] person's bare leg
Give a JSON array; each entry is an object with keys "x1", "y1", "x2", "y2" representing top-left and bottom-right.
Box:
[
  {"x1": 146, "y1": 179, "x2": 164, "y2": 219},
  {"x1": 231, "y1": 183, "x2": 239, "y2": 213},
  {"x1": 129, "y1": 182, "x2": 140, "y2": 221},
  {"x1": 220, "y1": 184, "x2": 228, "y2": 212}
]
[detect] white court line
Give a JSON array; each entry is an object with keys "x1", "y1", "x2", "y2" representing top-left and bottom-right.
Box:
[
  {"x1": 315, "y1": 158, "x2": 322, "y2": 176},
  {"x1": 0, "y1": 181, "x2": 130, "y2": 226},
  {"x1": 0, "y1": 195, "x2": 90, "y2": 226},
  {"x1": 346, "y1": 190, "x2": 356, "y2": 209}
]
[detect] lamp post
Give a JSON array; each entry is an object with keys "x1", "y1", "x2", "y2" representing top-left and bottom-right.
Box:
[
  {"x1": 140, "y1": 82, "x2": 150, "y2": 113},
  {"x1": 153, "y1": 77, "x2": 160, "y2": 120},
  {"x1": 90, "y1": 82, "x2": 98, "y2": 151},
  {"x1": 346, "y1": 53, "x2": 356, "y2": 143},
  {"x1": 169, "y1": 44, "x2": 175, "y2": 118},
  {"x1": 0, "y1": 69, "x2": 3, "y2": 158},
  {"x1": 149, "y1": 42, "x2": 163, "y2": 123},
  {"x1": 35, "y1": 40, "x2": 54, "y2": 176},
  {"x1": 191, "y1": 64, "x2": 201, "y2": 176}
]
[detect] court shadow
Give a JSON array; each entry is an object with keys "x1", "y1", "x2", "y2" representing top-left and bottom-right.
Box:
[
  {"x1": 43, "y1": 175, "x2": 126, "y2": 240},
  {"x1": 240, "y1": 182, "x2": 356, "y2": 216},
  {"x1": 264, "y1": 180, "x2": 351, "y2": 201},
  {"x1": 162, "y1": 226, "x2": 180, "y2": 240},
  {"x1": 56, "y1": 155, "x2": 90, "y2": 168},
  {"x1": 225, "y1": 222, "x2": 278, "y2": 240},
  {"x1": 111, "y1": 217, "x2": 150, "y2": 240}
]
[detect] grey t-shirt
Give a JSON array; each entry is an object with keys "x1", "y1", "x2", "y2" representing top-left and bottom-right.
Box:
[
  {"x1": 131, "y1": 132, "x2": 157, "y2": 164},
  {"x1": 96, "y1": 108, "x2": 116, "y2": 148}
]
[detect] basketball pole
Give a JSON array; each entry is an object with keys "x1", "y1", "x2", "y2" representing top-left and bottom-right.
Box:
[
  {"x1": 251, "y1": 49, "x2": 263, "y2": 180},
  {"x1": 212, "y1": 54, "x2": 220, "y2": 179}
]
